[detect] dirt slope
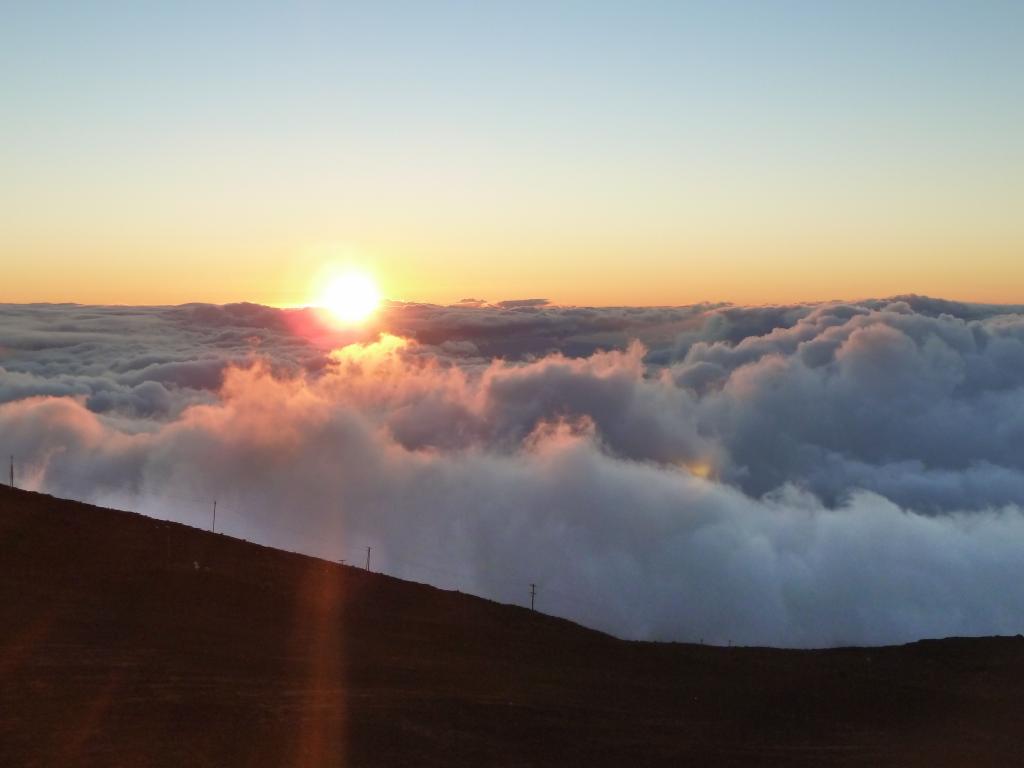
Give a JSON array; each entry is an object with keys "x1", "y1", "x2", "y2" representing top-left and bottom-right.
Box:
[{"x1": 2, "y1": 485, "x2": 1023, "y2": 766}]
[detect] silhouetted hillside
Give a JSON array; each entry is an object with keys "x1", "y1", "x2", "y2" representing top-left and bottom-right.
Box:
[{"x1": 2, "y1": 485, "x2": 1023, "y2": 766}]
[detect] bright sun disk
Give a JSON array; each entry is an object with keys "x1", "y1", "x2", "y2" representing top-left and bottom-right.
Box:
[{"x1": 319, "y1": 270, "x2": 382, "y2": 324}]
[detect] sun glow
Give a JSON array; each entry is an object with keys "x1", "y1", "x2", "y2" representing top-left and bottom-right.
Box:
[
  {"x1": 679, "y1": 460, "x2": 715, "y2": 480},
  {"x1": 317, "y1": 270, "x2": 382, "y2": 324}
]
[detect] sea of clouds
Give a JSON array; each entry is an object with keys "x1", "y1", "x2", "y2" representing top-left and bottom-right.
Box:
[{"x1": 3, "y1": 295, "x2": 1024, "y2": 647}]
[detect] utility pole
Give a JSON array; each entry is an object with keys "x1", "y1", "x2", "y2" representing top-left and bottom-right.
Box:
[
  {"x1": 212, "y1": 500, "x2": 217, "y2": 533},
  {"x1": 530, "y1": 583, "x2": 536, "y2": 611},
  {"x1": 365, "y1": 547, "x2": 371, "y2": 572}
]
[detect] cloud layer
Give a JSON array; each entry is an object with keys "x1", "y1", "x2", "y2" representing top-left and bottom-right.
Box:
[{"x1": 2, "y1": 296, "x2": 1024, "y2": 647}]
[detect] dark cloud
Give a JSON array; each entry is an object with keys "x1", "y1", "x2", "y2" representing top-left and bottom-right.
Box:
[
  {"x1": 2, "y1": 296, "x2": 1024, "y2": 646},
  {"x1": 0, "y1": 303, "x2": 329, "y2": 416},
  {"x1": 863, "y1": 294, "x2": 1024, "y2": 321},
  {"x1": 673, "y1": 302, "x2": 1024, "y2": 508},
  {"x1": 377, "y1": 301, "x2": 713, "y2": 359},
  {"x1": 494, "y1": 298, "x2": 550, "y2": 309}
]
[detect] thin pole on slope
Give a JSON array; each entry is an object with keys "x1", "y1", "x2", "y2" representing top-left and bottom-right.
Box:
[
  {"x1": 530, "y1": 583, "x2": 536, "y2": 611},
  {"x1": 8, "y1": 456, "x2": 12, "y2": 489},
  {"x1": 212, "y1": 500, "x2": 217, "y2": 533},
  {"x1": 365, "y1": 547, "x2": 371, "y2": 572}
]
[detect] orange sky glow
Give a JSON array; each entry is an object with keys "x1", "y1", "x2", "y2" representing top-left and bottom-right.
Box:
[{"x1": 2, "y1": 3, "x2": 1020, "y2": 308}]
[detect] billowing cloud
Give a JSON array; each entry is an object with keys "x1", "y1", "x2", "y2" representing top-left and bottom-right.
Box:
[{"x1": 2, "y1": 296, "x2": 1024, "y2": 647}]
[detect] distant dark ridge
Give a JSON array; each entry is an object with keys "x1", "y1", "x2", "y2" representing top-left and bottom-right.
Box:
[{"x1": 3, "y1": 484, "x2": 1024, "y2": 767}]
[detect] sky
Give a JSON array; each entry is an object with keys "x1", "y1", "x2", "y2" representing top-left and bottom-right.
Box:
[{"x1": 1, "y1": 1, "x2": 1021, "y2": 306}]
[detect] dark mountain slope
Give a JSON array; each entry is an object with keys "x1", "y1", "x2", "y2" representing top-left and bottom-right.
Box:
[{"x1": 2, "y1": 485, "x2": 1023, "y2": 766}]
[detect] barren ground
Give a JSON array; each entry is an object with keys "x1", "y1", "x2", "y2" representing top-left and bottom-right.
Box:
[{"x1": 2, "y1": 485, "x2": 1023, "y2": 766}]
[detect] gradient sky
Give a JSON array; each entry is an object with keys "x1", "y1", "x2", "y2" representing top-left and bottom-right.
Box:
[{"x1": 2, "y1": 1, "x2": 1021, "y2": 307}]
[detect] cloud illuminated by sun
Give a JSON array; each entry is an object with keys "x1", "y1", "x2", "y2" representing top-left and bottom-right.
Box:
[
  {"x1": 317, "y1": 269, "x2": 382, "y2": 325},
  {"x1": 678, "y1": 459, "x2": 715, "y2": 480}
]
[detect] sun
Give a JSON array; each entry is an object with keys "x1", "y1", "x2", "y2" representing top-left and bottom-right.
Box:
[{"x1": 318, "y1": 270, "x2": 382, "y2": 324}]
